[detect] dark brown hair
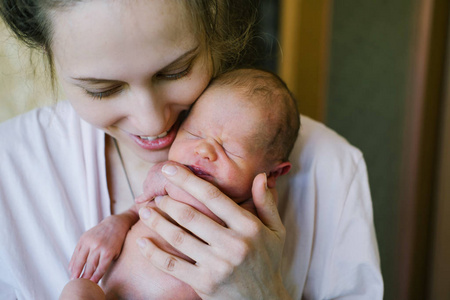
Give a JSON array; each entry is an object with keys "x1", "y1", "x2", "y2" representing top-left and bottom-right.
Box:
[{"x1": 0, "y1": 0, "x2": 259, "y2": 86}]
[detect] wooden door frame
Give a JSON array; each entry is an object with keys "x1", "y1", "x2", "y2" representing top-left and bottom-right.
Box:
[
  {"x1": 278, "y1": 0, "x2": 332, "y2": 122},
  {"x1": 427, "y1": 13, "x2": 450, "y2": 299},
  {"x1": 398, "y1": 0, "x2": 449, "y2": 299}
]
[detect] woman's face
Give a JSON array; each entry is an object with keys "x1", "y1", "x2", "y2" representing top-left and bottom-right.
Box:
[{"x1": 51, "y1": 0, "x2": 213, "y2": 163}]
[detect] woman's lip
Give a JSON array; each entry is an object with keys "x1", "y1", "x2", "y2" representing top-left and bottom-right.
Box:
[{"x1": 130, "y1": 121, "x2": 180, "y2": 151}]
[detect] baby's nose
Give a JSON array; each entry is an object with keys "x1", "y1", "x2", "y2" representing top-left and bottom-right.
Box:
[{"x1": 195, "y1": 140, "x2": 218, "y2": 161}]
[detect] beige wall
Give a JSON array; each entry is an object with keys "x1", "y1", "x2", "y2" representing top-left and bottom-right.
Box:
[{"x1": 0, "y1": 20, "x2": 56, "y2": 123}]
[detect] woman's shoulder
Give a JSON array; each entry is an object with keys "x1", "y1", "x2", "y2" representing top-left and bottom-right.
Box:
[
  {"x1": 1, "y1": 101, "x2": 79, "y2": 136},
  {"x1": 0, "y1": 101, "x2": 102, "y2": 153},
  {"x1": 292, "y1": 115, "x2": 363, "y2": 170},
  {"x1": 0, "y1": 101, "x2": 106, "y2": 191}
]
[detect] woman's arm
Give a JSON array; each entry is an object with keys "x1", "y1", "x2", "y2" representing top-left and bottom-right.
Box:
[{"x1": 136, "y1": 163, "x2": 292, "y2": 300}]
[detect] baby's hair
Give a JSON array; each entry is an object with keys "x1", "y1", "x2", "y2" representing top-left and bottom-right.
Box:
[{"x1": 209, "y1": 68, "x2": 300, "y2": 162}]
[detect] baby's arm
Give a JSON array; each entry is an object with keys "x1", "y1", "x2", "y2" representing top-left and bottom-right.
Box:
[
  {"x1": 69, "y1": 205, "x2": 139, "y2": 283},
  {"x1": 68, "y1": 162, "x2": 169, "y2": 283}
]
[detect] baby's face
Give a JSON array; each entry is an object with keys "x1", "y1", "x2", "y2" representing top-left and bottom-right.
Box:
[{"x1": 168, "y1": 87, "x2": 269, "y2": 203}]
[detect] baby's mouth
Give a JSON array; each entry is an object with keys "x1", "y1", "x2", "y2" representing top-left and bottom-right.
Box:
[{"x1": 186, "y1": 165, "x2": 212, "y2": 179}]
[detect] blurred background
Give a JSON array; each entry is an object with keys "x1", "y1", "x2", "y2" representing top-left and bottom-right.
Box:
[{"x1": 1, "y1": 1, "x2": 449, "y2": 299}]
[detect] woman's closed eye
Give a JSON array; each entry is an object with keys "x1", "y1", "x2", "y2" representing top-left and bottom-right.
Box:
[
  {"x1": 84, "y1": 85, "x2": 123, "y2": 100},
  {"x1": 156, "y1": 63, "x2": 192, "y2": 80}
]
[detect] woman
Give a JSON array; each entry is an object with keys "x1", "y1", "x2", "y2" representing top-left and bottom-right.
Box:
[{"x1": 0, "y1": 0, "x2": 383, "y2": 299}]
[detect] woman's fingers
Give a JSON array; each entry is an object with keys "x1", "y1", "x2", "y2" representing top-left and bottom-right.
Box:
[
  {"x1": 138, "y1": 166, "x2": 288, "y2": 299},
  {"x1": 251, "y1": 173, "x2": 284, "y2": 235},
  {"x1": 136, "y1": 237, "x2": 203, "y2": 289},
  {"x1": 138, "y1": 203, "x2": 214, "y2": 261},
  {"x1": 161, "y1": 163, "x2": 251, "y2": 228}
]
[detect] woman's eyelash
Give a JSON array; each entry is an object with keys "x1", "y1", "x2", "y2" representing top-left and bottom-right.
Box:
[
  {"x1": 84, "y1": 86, "x2": 122, "y2": 100},
  {"x1": 158, "y1": 64, "x2": 192, "y2": 80},
  {"x1": 83, "y1": 62, "x2": 193, "y2": 100}
]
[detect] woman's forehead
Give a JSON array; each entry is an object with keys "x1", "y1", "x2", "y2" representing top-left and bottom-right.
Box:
[{"x1": 51, "y1": 0, "x2": 198, "y2": 78}]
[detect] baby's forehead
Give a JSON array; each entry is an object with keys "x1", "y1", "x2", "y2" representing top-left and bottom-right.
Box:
[{"x1": 190, "y1": 83, "x2": 279, "y2": 134}]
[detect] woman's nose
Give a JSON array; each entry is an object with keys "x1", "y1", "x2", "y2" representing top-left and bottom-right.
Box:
[
  {"x1": 130, "y1": 90, "x2": 168, "y2": 134},
  {"x1": 195, "y1": 140, "x2": 218, "y2": 161}
]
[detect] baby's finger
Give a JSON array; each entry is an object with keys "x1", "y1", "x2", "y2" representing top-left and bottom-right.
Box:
[
  {"x1": 90, "y1": 256, "x2": 112, "y2": 283},
  {"x1": 81, "y1": 253, "x2": 99, "y2": 280},
  {"x1": 68, "y1": 247, "x2": 89, "y2": 280},
  {"x1": 135, "y1": 193, "x2": 149, "y2": 204}
]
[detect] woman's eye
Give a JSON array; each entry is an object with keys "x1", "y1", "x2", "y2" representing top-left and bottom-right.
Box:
[
  {"x1": 157, "y1": 65, "x2": 191, "y2": 80},
  {"x1": 84, "y1": 86, "x2": 122, "y2": 100}
]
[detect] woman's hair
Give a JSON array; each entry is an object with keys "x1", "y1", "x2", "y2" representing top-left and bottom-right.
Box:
[
  {"x1": 0, "y1": 0, "x2": 259, "y2": 85},
  {"x1": 183, "y1": 1, "x2": 259, "y2": 76}
]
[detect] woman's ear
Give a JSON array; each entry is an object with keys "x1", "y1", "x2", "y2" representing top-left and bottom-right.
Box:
[{"x1": 267, "y1": 161, "x2": 292, "y2": 188}]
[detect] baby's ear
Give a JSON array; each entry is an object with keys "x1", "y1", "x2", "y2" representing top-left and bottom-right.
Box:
[{"x1": 267, "y1": 161, "x2": 292, "y2": 188}]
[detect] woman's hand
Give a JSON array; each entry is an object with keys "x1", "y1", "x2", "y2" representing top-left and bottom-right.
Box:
[
  {"x1": 136, "y1": 162, "x2": 291, "y2": 300},
  {"x1": 136, "y1": 161, "x2": 226, "y2": 225}
]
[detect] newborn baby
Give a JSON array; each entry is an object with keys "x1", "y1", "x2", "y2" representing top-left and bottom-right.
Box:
[{"x1": 60, "y1": 68, "x2": 299, "y2": 299}]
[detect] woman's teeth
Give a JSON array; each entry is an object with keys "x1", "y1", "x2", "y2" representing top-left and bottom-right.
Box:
[{"x1": 139, "y1": 132, "x2": 168, "y2": 141}]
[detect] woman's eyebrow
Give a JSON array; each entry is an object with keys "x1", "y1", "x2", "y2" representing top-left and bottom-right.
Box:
[
  {"x1": 158, "y1": 45, "x2": 199, "y2": 71},
  {"x1": 71, "y1": 46, "x2": 199, "y2": 83},
  {"x1": 71, "y1": 78, "x2": 122, "y2": 84}
]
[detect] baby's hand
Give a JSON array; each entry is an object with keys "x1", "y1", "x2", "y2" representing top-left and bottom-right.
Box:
[
  {"x1": 68, "y1": 213, "x2": 135, "y2": 283},
  {"x1": 135, "y1": 161, "x2": 169, "y2": 205}
]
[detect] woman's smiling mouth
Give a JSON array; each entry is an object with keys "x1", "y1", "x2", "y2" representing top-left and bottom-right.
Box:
[
  {"x1": 139, "y1": 132, "x2": 168, "y2": 141},
  {"x1": 131, "y1": 122, "x2": 179, "y2": 151}
]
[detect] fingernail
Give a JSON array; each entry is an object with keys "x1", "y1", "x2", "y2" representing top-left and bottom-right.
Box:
[
  {"x1": 140, "y1": 207, "x2": 151, "y2": 219},
  {"x1": 137, "y1": 238, "x2": 147, "y2": 249},
  {"x1": 162, "y1": 164, "x2": 177, "y2": 176},
  {"x1": 155, "y1": 195, "x2": 163, "y2": 205}
]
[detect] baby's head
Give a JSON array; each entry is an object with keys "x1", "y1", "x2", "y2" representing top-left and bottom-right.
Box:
[{"x1": 169, "y1": 68, "x2": 300, "y2": 202}]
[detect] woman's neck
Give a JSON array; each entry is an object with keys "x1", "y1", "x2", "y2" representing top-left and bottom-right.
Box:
[{"x1": 105, "y1": 135, "x2": 156, "y2": 214}]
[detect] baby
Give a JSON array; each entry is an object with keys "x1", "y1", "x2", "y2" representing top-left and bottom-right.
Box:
[{"x1": 60, "y1": 68, "x2": 300, "y2": 299}]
